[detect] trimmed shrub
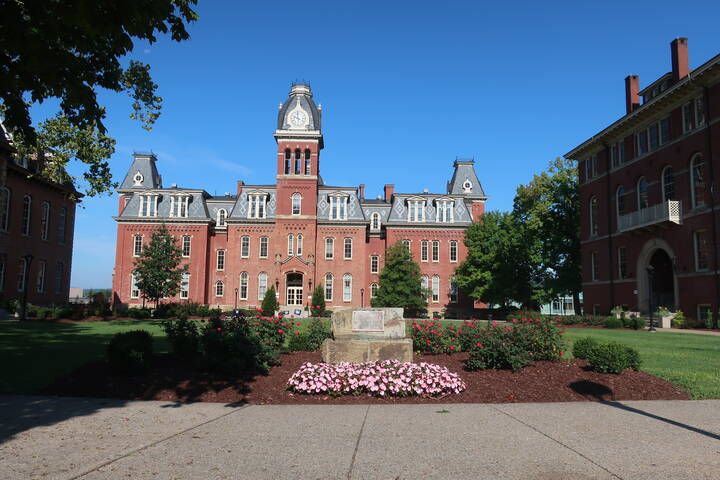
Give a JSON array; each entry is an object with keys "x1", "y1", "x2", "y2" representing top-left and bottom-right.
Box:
[
  {"x1": 107, "y1": 330, "x2": 154, "y2": 375},
  {"x1": 411, "y1": 320, "x2": 459, "y2": 354},
  {"x1": 310, "y1": 286, "x2": 326, "y2": 318},
  {"x1": 671, "y1": 310, "x2": 685, "y2": 328},
  {"x1": 200, "y1": 316, "x2": 279, "y2": 374},
  {"x1": 511, "y1": 317, "x2": 564, "y2": 361},
  {"x1": 587, "y1": 342, "x2": 641, "y2": 374},
  {"x1": 571, "y1": 336, "x2": 598, "y2": 360},
  {"x1": 604, "y1": 317, "x2": 623, "y2": 329},
  {"x1": 248, "y1": 315, "x2": 294, "y2": 350},
  {"x1": 465, "y1": 324, "x2": 531, "y2": 371},
  {"x1": 261, "y1": 287, "x2": 279, "y2": 317},
  {"x1": 127, "y1": 307, "x2": 152, "y2": 319},
  {"x1": 162, "y1": 318, "x2": 200, "y2": 358},
  {"x1": 456, "y1": 320, "x2": 486, "y2": 351},
  {"x1": 625, "y1": 314, "x2": 644, "y2": 330}
]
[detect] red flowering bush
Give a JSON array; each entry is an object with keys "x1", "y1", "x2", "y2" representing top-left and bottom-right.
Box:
[
  {"x1": 456, "y1": 320, "x2": 486, "y2": 351},
  {"x1": 411, "y1": 320, "x2": 460, "y2": 354},
  {"x1": 249, "y1": 315, "x2": 295, "y2": 350},
  {"x1": 509, "y1": 316, "x2": 564, "y2": 361}
]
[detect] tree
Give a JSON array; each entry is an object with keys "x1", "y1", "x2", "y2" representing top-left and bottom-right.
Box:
[
  {"x1": 0, "y1": 1, "x2": 198, "y2": 196},
  {"x1": 455, "y1": 211, "x2": 538, "y2": 309},
  {"x1": 371, "y1": 242, "x2": 427, "y2": 317},
  {"x1": 261, "y1": 287, "x2": 279, "y2": 317},
  {"x1": 133, "y1": 226, "x2": 187, "y2": 307},
  {"x1": 310, "y1": 285, "x2": 326, "y2": 317},
  {"x1": 513, "y1": 158, "x2": 581, "y2": 312}
]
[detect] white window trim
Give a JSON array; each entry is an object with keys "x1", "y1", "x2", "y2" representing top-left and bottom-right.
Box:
[
  {"x1": 21, "y1": 194, "x2": 31, "y2": 236},
  {"x1": 258, "y1": 272, "x2": 268, "y2": 300},
  {"x1": 407, "y1": 199, "x2": 426, "y2": 222},
  {"x1": 216, "y1": 249, "x2": 225, "y2": 271},
  {"x1": 431, "y1": 275, "x2": 440, "y2": 303},
  {"x1": 637, "y1": 177, "x2": 648, "y2": 210},
  {"x1": 325, "y1": 238, "x2": 334, "y2": 260},
  {"x1": 370, "y1": 212, "x2": 381, "y2": 231},
  {"x1": 420, "y1": 240, "x2": 428, "y2": 262},
  {"x1": 328, "y1": 195, "x2": 349, "y2": 221},
  {"x1": 661, "y1": 166, "x2": 674, "y2": 201},
  {"x1": 449, "y1": 240, "x2": 458, "y2": 262},
  {"x1": 694, "y1": 230, "x2": 709, "y2": 272},
  {"x1": 431, "y1": 240, "x2": 440, "y2": 262},
  {"x1": 247, "y1": 193, "x2": 267, "y2": 219},
  {"x1": 324, "y1": 273, "x2": 333, "y2": 301},
  {"x1": 180, "y1": 273, "x2": 190, "y2": 299},
  {"x1": 133, "y1": 234, "x2": 143, "y2": 257},
  {"x1": 215, "y1": 280, "x2": 224, "y2": 297},
  {"x1": 130, "y1": 273, "x2": 140, "y2": 299},
  {"x1": 370, "y1": 255, "x2": 379, "y2": 274},
  {"x1": 344, "y1": 238, "x2": 352, "y2": 260},
  {"x1": 36, "y1": 260, "x2": 46, "y2": 293},
  {"x1": 291, "y1": 193, "x2": 302, "y2": 216},
  {"x1": 216, "y1": 208, "x2": 227, "y2": 227},
  {"x1": 342, "y1": 274, "x2": 352, "y2": 302},
  {"x1": 296, "y1": 234, "x2": 303, "y2": 256},
  {"x1": 241, "y1": 236, "x2": 250, "y2": 258},
  {"x1": 287, "y1": 234, "x2": 294, "y2": 256},
  {"x1": 239, "y1": 272, "x2": 249, "y2": 300},
  {"x1": 182, "y1": 235, "x2": 191, "y2": 258},
  {"x1": 259, "y1": 237, "x2": 268, "y2": 258},
  {"x1": 40, "y1": 202, "x2": 50, "y2": 240},
  {"x1": 691, "y1": 154, "x2": 705, "y2": 209},
  {"x1": 589, "y1": 196, "x2": 599, "y2": 237}
]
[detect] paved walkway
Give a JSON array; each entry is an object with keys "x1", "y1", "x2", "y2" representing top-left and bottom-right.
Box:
[{"x1": 1, "y1": 395, "x2": 719, "y2": 479}]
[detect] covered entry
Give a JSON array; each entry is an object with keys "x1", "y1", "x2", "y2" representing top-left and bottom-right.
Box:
[
  {"x1": 286, "y1": 272, "x2": 304, "y2": 306},
  {"x1": 636, "y1": 239, "x2": 678, "y2": 313}
]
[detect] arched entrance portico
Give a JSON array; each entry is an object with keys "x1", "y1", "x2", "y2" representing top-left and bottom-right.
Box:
[
  {"x1": 285, "y1": 272, "x2": 304, "y2": 306},
  {"x1": 636, "y1": 239, "x2": 678, "y2": 313}
]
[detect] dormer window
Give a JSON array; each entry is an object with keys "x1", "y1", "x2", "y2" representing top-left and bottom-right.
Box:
[
  {"x1": 370, "y1": 212, "x2": 381, "y2": 231},
  {"x1": 138, "y1": 193, "x2": 159, "y2": 217},
  {"x1": 462, "y1": 179, "x2": 472, "y2": 193},
  {"x1": 169, "y1": 194, "x2": 191, "y2": 218},
  {"x1": 407, "y1": 199, "x2": 426, "y2": 222},
  {"x1": 435, "y1": 199, "x2": 455, "y2": 223},
  {"x1": 329, "y1": 194, "x2": 349, "y2": 220},
  {"x1": 133, "y1": 171, "x2": 144, "y2": 186},
  {"x1": 248, "y1": 193, "x2": 267, "y2": 219},
  {"x1": 216, "y1": 208, "x2": 227, "y2": 227}
]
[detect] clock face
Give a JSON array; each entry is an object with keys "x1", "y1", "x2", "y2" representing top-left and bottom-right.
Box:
[{"x1": 289, "y1": 109, "x2": 308, "y2": 128}]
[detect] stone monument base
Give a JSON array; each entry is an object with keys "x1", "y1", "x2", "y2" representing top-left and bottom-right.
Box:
[{"x1": 321, "y1": 338, "x2": 413, "y2": 364}]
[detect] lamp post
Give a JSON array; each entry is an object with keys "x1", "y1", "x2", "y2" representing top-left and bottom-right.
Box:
[
  {"x1": 360, "y1": 288, "x2": 365, "y2": 308},
  {"x1": 647, "y1": 265, "x2": 656, "y2": 332},
  {"x1": 20, "y1": 254, "x2": 34, "y2": 321}
]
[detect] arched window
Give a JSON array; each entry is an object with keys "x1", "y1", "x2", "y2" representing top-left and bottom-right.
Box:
[
  {"x1": 291, "y1": 193, "x2": 301, "y2": 215},
  {"x1": 216, "y1": 208, "x2": 227, "y2": 227},
  {"x1": 691, "y1": 153, "x2": 706, "y2": 208},
  {"x1": 324, "y1": 273, "x2": 333, "y2": 301},
  {"x1": 296, "y1": 234, "x2": 303, "y2": 256},
  {"x1": 17, "y1": 258, "x2": 27, "y2": 292},
  {"x1": 342, "y1": 274, "x2": 352, "y2": 302},
  {"x1": 662, "y1": 166, "x2": 675, "y2": 201},
  {"x1": 616, "y1": 186, "x2": 626, "y2": 223},
  {"x1": 304, "y1": 149, "x2": 311, "y2": 175},
  {"x1": 370, "y1": 283, "x2": 379, "y2": 298},
  {"x1": 402, "y1": 239, "x2": 411, "y2": 252},
  {"x1": 215, "y1": 280, "x2": 224, "y2": 297},
  {"x1": 180, "y1": 272, "x2": 190, "y2": 299},
  {"x1": 21, "y1": 194, "x2": 31, "y2": 236},
  {"x1": 431, "y1": 275, "x2": 440, "y2": 303},
  {"x1": 589, "y1": 196, "x2": 598, "y2": 237},
  {"x1": 239, "y1": 272, "x2": 249, "y2": 300},
  {"x1": 40, "y1": 202, "x2": 50, "y2": 240},
  {"x1": 325, "y1": 237, "x2": 334, "y2": 259},
  {"x1": 637, "y1": 177, "x2": 649, "y2": 210},
  {"x1": 449, "y1": 278, "x2": 458, "y2": 303},
  {"x1": 287, "y1": 234, "x2": 294, "y2": 256},
  {"x1": 258, "y1": 272, "x2": 268, "y2": 300},
  {"x1": 284, "y1": 149, "x2": 291, "y2": 174},
  {"x1": 294, "y1": 149, "x2": 302, "y2": 175},
  {"x1": 0, "y1": 187, "x2": 9, "y2": 232},
  {"x1": 421, "y1": 275, "x2": 429, "y2": 299},
  {"x1": 370, "y1": 212, "x2": 381, "y2": 231}
]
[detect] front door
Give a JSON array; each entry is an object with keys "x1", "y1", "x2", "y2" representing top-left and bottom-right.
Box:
[{"x1": 287, "y1": 286, "x2": 303, "y2": 306}]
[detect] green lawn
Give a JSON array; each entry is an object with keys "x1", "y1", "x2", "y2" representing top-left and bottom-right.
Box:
[
  {"x1": 0, "y1": 320, "x2": 169, "y2": 394},
  {"x1": 563, "y1": 328, "x2": 720, "y2": 399}
]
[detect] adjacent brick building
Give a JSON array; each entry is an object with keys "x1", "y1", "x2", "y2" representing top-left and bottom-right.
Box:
[
  {"x1": 0, "y1": 129, "x2": 78, "y2": 307},
  {"x1": 566, "y1": 39, "x2": 720, "y2": 324},
  {"x1": 112, "y1": 84, "x2": 487, "y2": 315}
]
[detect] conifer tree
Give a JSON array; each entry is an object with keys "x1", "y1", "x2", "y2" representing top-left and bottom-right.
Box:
[
  {"x1": 372, "y1": 242, "x2": 427, "y2": 317},
  {"x1": 261, "y1": 286, "x2": 279, "y2": 316},
  {"x1": 133, "y1": 226, "x2": 187, "y2": 307},
  {"x1": 310, "y1": 285, "x2": 326, "y2": 317}
]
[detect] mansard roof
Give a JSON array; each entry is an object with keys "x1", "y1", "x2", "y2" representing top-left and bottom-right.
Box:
[
  {"x1": 119, "y1": 152, "x2": 162, "y2": 190},
  {"x1": 276, "y1": 84, "x2": 322, "y2": 132},
  {"x1": 447, "y1": 159, "x2": 486, "y2": 198}
]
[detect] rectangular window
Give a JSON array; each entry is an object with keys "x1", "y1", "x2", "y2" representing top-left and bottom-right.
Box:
[
  {"x1": 325, "y1": 238, "x2": 334, "y2": 260},
  {"x1": 648, "y1": 123, "x2": 659, "y2": 151},
  {"x1": 344, "y1": 238, "x2": 352, "y2": 259},
  {"x1": 408, "y1": 200, "x2": 425, "y2": 222},
  {"x1": 17, "y1": 259, "x2": 27, "y2": 292},
  {"x1": 216, "y1": 250, "x2": 225, "y2": 271},
  {"x1": 180, "y1": 272, "x2": 190, "y2": 299},
  {"x1": 370, "y1": 255, "x2": 379, "y2": 274},
  {"x1": 683, "y1": 102, "x2": 694, "y2": 133},
  {"x1": 449, "y1": 280, "x2": 458, "y2": 303},
  {"x1": 41, "y1": 202, "x2": 50, "y2": 240},
  {"x1": 695, "y1": 96, "x2": 706, "y2": 128},
  {"x1": 259, "y1": 237, "x2": 268, "y2": 258},
  {"x1": 0, "y1": 255, "x2": 5, "y2": 292},
  {"x1": 239, "y1": 273, "x2": 248, "y2": 300},
  {"x1": 591, "y1": 252, "x2": 599, "y2": 281},
  {"x1": 182, "y1": 235, "x2": 191, "y2": 257},
  {"x1": 21, "y1": 196, "x2": 31, "y2": 236},
  {"x1": 436, "y1": 200, "x2": 454, "y2": 222},
  {"x1": 130, "y1": 273, "x2": 139, "y2": 299},
  {"x1": 431, "y1": 276, "x2": 440, "y2": 303},
  {"x1": 329, "y1": 196, "x2": 348, "y2": 220},
  {"x1": 420, "y1": 240, "x2": 428, "y2": 262},
  {"x1": 325, "y1": 275, "x2": 333, "y2": 301},
  {"x1": 241, "y1": 236, "x2": 250, "y2": 258},
  {"x1": 343, "y1": 275, "x2": 352, "y2": 302},
  {"x1": 694, "y1": 230, "x2": 710, "y2": 271},
  {"x1": 660, "y1": 117, "x2": 671, "y2": 144},
  {"x1": 449, "y1": 241, "x2": 458, "y2": 262},
  {"x1": 637, "y1": 130, "x2": 649, "y2": 156},
  {"x1": 618, "y1": 247, "x2": 627, "y2": 280},
  {"x1": 138, "y1": 194, "x2": 158, "y2": 217},
  {"x1": 58, "y1": 207, "x2": 67, "y2": 244},
  {"x1": 258, "y1": 273, "x2": 268, "y2": 300},
  {"x1": 248, "y1": 194, "x2": 267, "y2": 219},
  {"x1": 431, "y1": 240, "x2": 439, "y2": 262},
  {"x1": 55, "y1": 262, "x2": 63, "y2": 293},
  {"x1": 36, "y1": 260, "x2": 46, "y2": 293},
  {"x1": 133, "y1": 235, "x2": 142, "y2": 257}
]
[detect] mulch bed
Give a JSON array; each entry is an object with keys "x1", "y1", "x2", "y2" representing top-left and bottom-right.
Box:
[{"x1": 44, "y1": 352, "x2": 689, "y2": 404}]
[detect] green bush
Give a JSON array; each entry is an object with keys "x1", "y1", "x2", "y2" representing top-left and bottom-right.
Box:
[
  {"x1": 310, "y1": 286, "x2": 326, "y2": 317},
  {"x1": 200, "y1": 316, "x2": 279, "y2": 374},
  {"x1": 53, "y1": 305, "x2": 74, "y2": 319},
  {"x1": 587, "y1": 342, "x2": 641, "y2": 374},
  {"x1": 261, "y1": 287, "x2": 279, "y2": 317},
  {"x1": 604, "y1": 317, "x2": 623, "y2": 329},
  {"x1": 625, "y1": 314, "x2": 644, "y2": 330},
  {"x1": 572, "y1": 336, "x2": 598, "y2": 360},
  {"x1": 465, "y1": 324, "x2": 531, "y2": 371},
  {"x1": 127, "y1": 307, "x2": 152, "y2": 319},
  {"x1": 162, "y1": 318, "x2": 200, "y2": 358},
  {"x1": 671, "y1": 310, "x2": 685, "y2": 328},
  {"x1": 107, "y1": 330, "x2": 154, "y2": 375},
  {"x1": 511, "y1": 317, "x2": 564, "y2": 361}
]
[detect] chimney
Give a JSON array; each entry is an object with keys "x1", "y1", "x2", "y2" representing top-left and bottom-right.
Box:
[
  {"x1": 358, "y1": 184, "x2": 365, "y2": 201},
  {"x1": 384, "y1": 184, "x2": 394, "y2": 202},
  {"x1": 671, "y1": 37, "x2": 689, "y2": 81},
  {"x1": 625, "y1": 75, "x2": 640, "y2": 114},
  {"x1": 236, "y1": 180, "x2": 244, "y2": 195}
]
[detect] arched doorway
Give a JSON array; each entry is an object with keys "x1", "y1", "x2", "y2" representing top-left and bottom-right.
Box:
[
  {"x1": 636, "y1": 239, "x2": 678, "y2": 313},
  {"x1": 649, "y1": 249, "x2": 675, "y2": 310},
  {"x1": 286, "y1": 272, "x2": 303, "y2": 306}
]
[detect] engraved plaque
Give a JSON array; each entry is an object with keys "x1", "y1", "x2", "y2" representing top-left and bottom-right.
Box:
[{"x1": 352, "y1": 310, "x2": 385, "y2": 332}]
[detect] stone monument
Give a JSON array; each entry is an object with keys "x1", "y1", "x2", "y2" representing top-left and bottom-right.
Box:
[{"x1": 320, "y1": 307, "x2": 413, "y2": 363}]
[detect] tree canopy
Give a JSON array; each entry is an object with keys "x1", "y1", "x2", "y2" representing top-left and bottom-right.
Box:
[
  {"x1": 0, "y1": 1, "x2": 198, "y2": 196},
  {"x1": 133, "y1": 225, "x2": 187, "y2": 306},
  {"x1": 371, "y1": 242, "x2": 427, "y2": 317}
]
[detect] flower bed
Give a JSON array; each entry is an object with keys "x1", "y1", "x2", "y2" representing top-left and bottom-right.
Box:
[{"x1": 287, "y1": 360, "x2": 466, "y2": 397}]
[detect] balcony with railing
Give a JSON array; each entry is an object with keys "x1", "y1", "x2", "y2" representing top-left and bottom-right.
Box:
[{"x1": 618, "y1": 200, "x2": 682, "y2": 232}]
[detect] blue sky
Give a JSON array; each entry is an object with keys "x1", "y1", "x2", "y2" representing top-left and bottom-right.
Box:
[{"x1": 47, "y1": 1, "x2": 720, "y2": 288}]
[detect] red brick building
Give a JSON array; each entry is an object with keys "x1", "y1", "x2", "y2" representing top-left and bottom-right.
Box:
[
  {"x1": 0, "y1": 129, "x2": 78, "y2": 307},
  {"x1": 567, "y1": 39, "x2": 720, "y2": 324},
  {"x1": 112, "y1": 84, "x2": 486, "y2": 315}
]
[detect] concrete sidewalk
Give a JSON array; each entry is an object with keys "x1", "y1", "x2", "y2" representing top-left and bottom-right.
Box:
[{"x1": 1, "y1": 396, "x2": 719, "y2": 479}]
